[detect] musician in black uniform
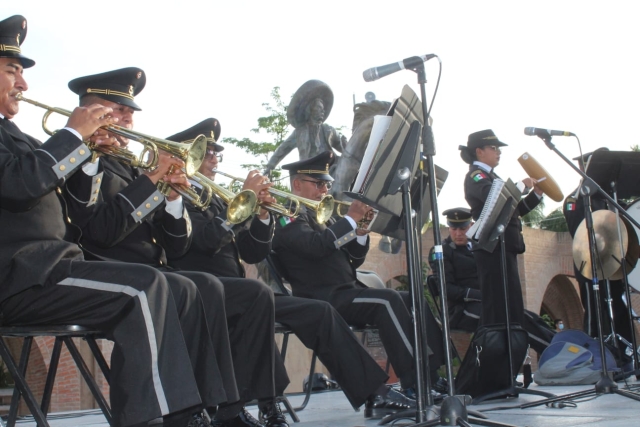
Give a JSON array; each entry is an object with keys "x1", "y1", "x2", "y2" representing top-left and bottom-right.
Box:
[
  {"x1": 272, "y1": 151, "x2": 445, "y2": 399},
  {"x1": 0, "y1": 15, "x2": 218, "y2": 427},
  {"x1": 429, "y1": 207, "x2": 554, "y2": 353},
  {"x1": 168, "y1": 119, "x2": 416, "y2": 421},
  {"x1": 563, "y1": 149, "x2": 633, "y2": 349},
  {"x1": 62, "y1": 69, "x2": 278, "y2": 427},
  {"x1": 459, "y1": 129, "x2": 543, "y2": 327}
]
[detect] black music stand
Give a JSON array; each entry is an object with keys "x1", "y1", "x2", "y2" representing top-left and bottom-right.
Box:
[
  {"x1": 466, "y1": 180, "x2": 554, "y2": 405},
  {"x1": 584, "y1": 150, "x2": 640, "y2": 379},
  {"x1": 514, "y1": 134, "x2": 640, "y2": 411},
  {"x1": 352, "y1": 77, "x2": 515, "y2": 427},
  {"x1": 345, "y1": 87, "x2": 437, "y2": 421}
]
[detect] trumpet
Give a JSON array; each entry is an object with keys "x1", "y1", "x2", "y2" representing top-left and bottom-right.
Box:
[
  {"x1": 191, "y1": 172, "x2": 258, "y2": 224},
  {"x1": 334, "y1": 200, "x2": 377, "y2": 230},
  {"x1": 17, "y1": 93, "x2": 212, "y2": 210},
  {"x1": 213, "y1": 169, "x2": 335, "y2": 224}
]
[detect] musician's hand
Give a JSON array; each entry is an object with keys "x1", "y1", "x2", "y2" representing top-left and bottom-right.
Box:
[
  {"x1": 66, "y1": 104, "x2": 118, "y2": 141},
  {"x1": 356, "y1": 228, "x2": 371, "y2": 236},
  {"x1": 256, "y1": 190, "x2": 276, "y2": 220},
  {"x1": 144, "y1": 151, "x2": 185, "y2": 185},
  {"x1": 89, "y1": 128, "x2": 122, "y2": 148},
  {"x1": 243, "y1": 170, "x2": 273, "y2": 195},
  {"x1": 161, "y1": 166, "x2": 191, "y2": 201},
  {"x1": 346, "y1": 200, "x2": 371, "y2": 223},
  {"x1": 523, "y1": 177, "x2": 544, "y2": 196}
]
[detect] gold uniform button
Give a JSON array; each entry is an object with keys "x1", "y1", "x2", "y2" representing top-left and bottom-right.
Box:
[
  {"x1": 159, "y1": 260, "x2": 164, "y2": 266},
  {"x1": 153, "y1": 196, "x2": 159, "y2": 201},
  {"x1": 79, "y1": 149, "x2": 86, "y2": 155},
  {"x1": 96, "y1": 178, "x2": 101, "y2": 183},
  {"x1": 92, "y1": 197, "x2": 97, "y2": 202},
  {"x1": 152, "y1": 238, "x2": 157, "y2": 244},
  {"x1": 94, "y1": 189, "x2": 99, "y2": 194},
  {"x1": 59, "y1": 165, "x2": 66, "y2": 171},
  {"x1": 350, "y1": 233, "x2": 354, "y2": 237},
  {"x1": 145, "y1": 203, "x2": 151, "y2": 209},
  {"x1": 69, "y1": 157, "x2": 76, "y2": 164},
  {"x1": 56, "y1": 187, "x2": 62, "y2": 194},
  {"x1": 66, "y1": 217, "x2": 71, "y2": 223},
  {"x1": 136, "y1": 211, "x2": 142, "y2": 217}
]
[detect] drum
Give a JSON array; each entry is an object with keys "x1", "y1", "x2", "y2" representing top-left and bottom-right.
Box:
[{"x1": 626, "y1": 199, "x2": 640, "y2": 291}]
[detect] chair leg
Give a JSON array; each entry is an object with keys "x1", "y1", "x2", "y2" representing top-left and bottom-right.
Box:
[
  {"x1": 0, "y1": 337, "x2": 50, "y2": 427},
  {"x1": 277, "y1": 395, "x2": 300, "y2": 423},
  {"x1": 294, "y1": 351, "x2": 317, "y2": 412},
  {"x1": 40, "y1": 338, "x2": 63, "y2": 416},
  {"x1": 86, "y1": 336, "x2": 110, "y2": 385},
  {"x1": 63, "y1": 337, "x2": 112, "y2": 425}
]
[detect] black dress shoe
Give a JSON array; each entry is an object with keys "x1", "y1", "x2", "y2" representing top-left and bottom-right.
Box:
[
  {"x1": 260, "y1": 401, "x2": 289, "y2": 427},
  {"x1": 211, "y1": 408, "x2": 264, "y2": 427},
  {"x1": 364, "y1": 387, "x2": 416, "y2": 420},
  {"x1": 187, "y1": 413, "x2": 212, "y2": 427}
]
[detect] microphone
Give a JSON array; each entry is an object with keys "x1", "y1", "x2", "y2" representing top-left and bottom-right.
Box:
[
  {"x1": 363, "y1": 54, "x2": 436, "y2": 82},
  {"x1": 524, "y1": 127, "x2": 575, "y2": 137}
]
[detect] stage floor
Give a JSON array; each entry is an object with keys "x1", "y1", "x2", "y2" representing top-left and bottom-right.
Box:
[{"x1": 5, "y1": 377, "x2": 640, "y2": 427}]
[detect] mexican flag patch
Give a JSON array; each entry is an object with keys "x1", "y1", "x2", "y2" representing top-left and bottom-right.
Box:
[
  {"x1": 279, "y1": 217, "x2": 295, "y2": 227},
  {"x1": 472, "y1": 171, "x2": 488, "y2": 182},
  {"x1": 566, "y1": 202, "x2": 576, "y2": 211}
]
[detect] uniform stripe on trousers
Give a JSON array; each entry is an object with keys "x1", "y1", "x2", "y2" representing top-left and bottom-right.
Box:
[
  {"x1": 352, "y1": 297, "x2": 414, "y2": 356},
  {"x1": 58, "y1": 277, "x2": 170, "y2": 415}
]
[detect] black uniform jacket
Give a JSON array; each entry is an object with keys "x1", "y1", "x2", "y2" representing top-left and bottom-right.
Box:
[
  {"x1": 170, "y1": 188, "x2": 274, "y2": 278},
  {"x1": 429, "y1": 236, "x2": 479, "y2": 305},
  {"x1": 64, "y1": 156, "x2": 191, "y2": 266},
  {"x1": 464, "y1": 164, "x2": 541, "y2": 253},
  {"x1": 272, "y1": 207, "x2": 368, "y2": 303},
  {"x1": 0, "y1": 120, "x2": 92, "y2": 302}
]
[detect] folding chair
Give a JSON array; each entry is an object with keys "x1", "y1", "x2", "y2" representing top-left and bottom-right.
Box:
[{"x1": 0, "y1": 325, "x2": 111, "y2": 427}]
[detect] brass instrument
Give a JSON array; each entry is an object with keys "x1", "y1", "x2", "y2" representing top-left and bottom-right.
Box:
[
  {"x1": 17, "y1": 93, "x2": 212, "y2": 210},
  {"x1": 333, "y1": 200, "x2": 376, "y2": 230},
  {"x1": 191, "y1": 172, "x2": 258, "y2": 224},
  {"x1": 213, "y1": 169, "x2": 335, "y2": 224}
]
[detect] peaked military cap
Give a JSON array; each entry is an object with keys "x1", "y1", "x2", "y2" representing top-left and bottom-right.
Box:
[
  {"x1": 572, "y1": 147, "x2": 609, "y2": 163},
  {"x1": 442, "y1": 207, "x2": 472, "y2": 228},
  {"x1": 458, "y1": 129, "x2": 508, "y2": 164},
  {"x1": 166, "y1": 118, "x2": 223, "y2": 152},
  {"x1": 282, "y1": 151, "x2": 335, "y2": 181},
  {"x1": 0, "y1": 15, "x2": 34, "y2": 68},
  {"x1": 68, "y1": 67, "x2": 146, "y2": 111}
]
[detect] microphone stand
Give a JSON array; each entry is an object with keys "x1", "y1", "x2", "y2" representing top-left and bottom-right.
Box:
[
  {"x1": 381, "y1": 59, "x2": 518, "y2": 427},
  {"x1": 516, "y1": 134, "x2": 640, "y2": 409}
]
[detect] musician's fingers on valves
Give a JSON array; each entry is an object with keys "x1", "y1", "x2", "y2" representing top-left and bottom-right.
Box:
[
  {"x1": 66, "y1": 104, "x2": 115, "y2": 140},
  {"x1": 243, "y1": 169, "x2": 274, "y2": 195}
]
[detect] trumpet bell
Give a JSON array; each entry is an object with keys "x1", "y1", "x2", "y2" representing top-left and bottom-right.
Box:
[
  {"x1": 316, "y1": 195, "x2": 335, "y2": 224},
  {"x1": 228, "y1": 190, "x2": 259, "y2": 224},
  {"x1": 517, "y1": 152, "x2": 564, "y2": 202},
  {"x1": 183, "y1": 135, "x2": 208, "y2": 176}
]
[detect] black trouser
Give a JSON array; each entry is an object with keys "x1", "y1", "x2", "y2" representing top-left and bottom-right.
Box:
[
  {"x1": 274, "y1": 295, "x2": 388, "y2": 408},
  {"x1": 329, "y1": 288, "x2": 444, "y2": 389},
  {"x1": 474, "y1": 248, "x2": 524, "y2": 326},
  {"x1": 216, "y1": 277, "x2": 277, "y2": 403},
  {"x1": 1, "y1": 260, "x2": 222, "y2": 427}
]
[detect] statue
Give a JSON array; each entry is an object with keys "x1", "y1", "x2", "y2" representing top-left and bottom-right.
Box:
[{"x1": 264, "y1": 80, "x2": 347, "y2": 176}]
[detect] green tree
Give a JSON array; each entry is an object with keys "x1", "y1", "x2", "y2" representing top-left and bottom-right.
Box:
[
  {"x1": 522, "y1": 198, "x2": 545, "y2": 228},
  {"x1": 540, "y1": 207, "x2": 569, "y2": 232},
  {"x1": 221, "y1": 86, "x2": 290, "y2": 178}
]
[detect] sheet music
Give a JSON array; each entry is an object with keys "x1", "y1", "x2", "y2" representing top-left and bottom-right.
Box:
[
  {"x1": 352, "y1": 115, "x2": 392, "y2": 193},
  {"x1": 467, "y1": 178, "x2": 521, "y2": 243}
]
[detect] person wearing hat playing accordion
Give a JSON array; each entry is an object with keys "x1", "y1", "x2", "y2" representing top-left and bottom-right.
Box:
[
  {"x1": 62, "y1": 68, "x2": 280, "y2": 426},
  {"x1": 459, "y1": 130, "x2": 543, "y2": 328},
  {"x1": 429, "y1": 207, "x2": 554, "y2": 353},
  {"x1": 0, "y1": 15, "x2": 218, "y2": 427},
  {"x1": 168, "y1": 119, "x2": 418, "y2": 422},
  {"x1": 272, "y1": 151, "x2": 446, "y2": 403}
]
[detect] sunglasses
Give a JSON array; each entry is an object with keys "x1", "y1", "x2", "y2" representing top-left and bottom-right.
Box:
[
  {"x1": 484, "y1": 145, "x2": 501, "y2": 152},
  {"x1": 205, "y1": 149, "x2": 223, "y2": 162},
  {"x1": 300, "y1": 179, "x2": 332, "y2": 190}
]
